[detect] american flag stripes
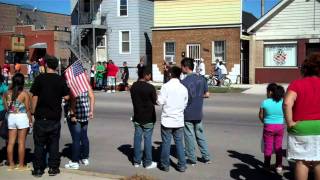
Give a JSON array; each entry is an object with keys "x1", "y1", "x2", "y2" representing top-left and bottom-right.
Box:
[{"x1": 65, "y1": 60, "x2": 91, "y2": 97}]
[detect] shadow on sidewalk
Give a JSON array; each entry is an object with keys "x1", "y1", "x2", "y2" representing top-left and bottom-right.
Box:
[
  {"x1": 118, "y1": 142, "x2": 180, "y2": 169},
  {"x1": 60, "y1": 143, "x2": 72, "y2": 160},
  {"x1": 227, "y1": 150, "x2": 294, "y2": 180},
  {"x1": 0, "y1": 145, "x2": 34, "y2": 165}
]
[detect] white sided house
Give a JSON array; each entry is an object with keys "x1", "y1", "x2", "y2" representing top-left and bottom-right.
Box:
[{"x1": 248, "y1": 0, "x2": 320, "y2": 84}]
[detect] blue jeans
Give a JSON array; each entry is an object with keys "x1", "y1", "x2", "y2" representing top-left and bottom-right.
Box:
[
  {"x1": 184, "y1": 122, "x2": 211, "y2": 163},
  {"x1": 133, "y1": 124, "x2": 154, "y2": 166},
  {"x1": 96, "y1": 78, "x2": 103, "y2": 89},
  {"x1": 160, "y1": 126, "x2": 186, "y2": 169},
  {"x1": 67, "y1": 120, "x2": 90, "y2": 162}
]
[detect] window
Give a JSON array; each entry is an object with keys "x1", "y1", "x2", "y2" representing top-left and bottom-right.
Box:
[
  {"x1": 264, "y1": 43, "x2": 297, "y2": 67},
  {"x1": 187, "y1": 44, "x2": 201, "y2": 60},
  {"x1": 119, "y1": 31, "x2": 130, "y2": 54},
  {"x1": 164, "y1": 42, "x2": 176, "y2": 63},
  {"x1": 5, "y1": 50, "x2": 29, "y2": 64},
  {"x1": 212, "y1": 41, "x2": 225, "y2": 63},
  {"x1": 118, "y1": 0, "x2": 128, "y2": 16}
]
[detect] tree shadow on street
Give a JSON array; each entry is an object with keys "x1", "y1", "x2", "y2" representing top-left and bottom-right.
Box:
[{"x1": 227, "y1": 150, "x2": 293, "y2": 180}]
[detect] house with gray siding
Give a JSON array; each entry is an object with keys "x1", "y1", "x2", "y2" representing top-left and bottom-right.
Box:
[{"x1": 70, "y1": 0, "x2": 153, "y2": 79}]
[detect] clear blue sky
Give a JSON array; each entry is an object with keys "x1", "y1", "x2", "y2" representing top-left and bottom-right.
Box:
[{"x1": 0, "y1": 0, "x2": 279, "y2": 18}]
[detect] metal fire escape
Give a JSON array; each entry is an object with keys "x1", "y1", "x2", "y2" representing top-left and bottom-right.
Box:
[{"x1": 66, "y1": 0, "x2": 107, "y2": 68}]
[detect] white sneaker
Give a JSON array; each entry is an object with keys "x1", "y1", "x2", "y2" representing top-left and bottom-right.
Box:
[
  {"x1": 107, "y1": 90, "x2": 111, "y2": 93},
  {"x1": 65, "y1": 161, "x2": 80, "y2": 170},
  {"x1": 276, "y1": 167, "x2": 283, "y2": 174},
  {"x1": 81, "y1": 159, "x2": 89, "y2": 166},
  {"x1": 112, "y1": 90, "x2": 116, "y2": 93},
  {"x1": 145, "y1": 162, "x2": 157, "y2": 169},
  {"x1": 133, "y1": 162, "x2": 142, "y2": 168}
]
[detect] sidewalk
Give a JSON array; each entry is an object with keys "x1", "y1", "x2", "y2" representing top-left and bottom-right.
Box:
[{"x1": 0, "y1": 166, "x2": 123, "y2": 180}]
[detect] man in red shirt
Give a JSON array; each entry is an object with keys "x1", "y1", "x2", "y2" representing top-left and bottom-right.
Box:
[{"x1": 106, "y1": 60, "x2": 119, "y2": 93}]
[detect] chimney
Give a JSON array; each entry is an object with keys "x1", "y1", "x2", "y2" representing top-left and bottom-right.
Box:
[{"x1": 261, "y1": 0, "x2": 265, "y2": 17}]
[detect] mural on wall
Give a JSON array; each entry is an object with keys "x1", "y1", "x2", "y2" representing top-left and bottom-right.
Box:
[
  {"x1": 273, "y1": 49, "x2": 287, "y2": 66},
  {"x1": 264, "y1": 44, "x2": 297, "y2": 67}
]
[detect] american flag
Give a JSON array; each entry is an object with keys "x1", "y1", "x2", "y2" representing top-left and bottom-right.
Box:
[{"x1": 65, "y1": 60, "x2": 91, "y2": 97}]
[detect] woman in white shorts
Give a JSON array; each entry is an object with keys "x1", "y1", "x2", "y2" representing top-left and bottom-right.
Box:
[{"x1": 7, "y1": 73, "x2": 32, "y2": 171}]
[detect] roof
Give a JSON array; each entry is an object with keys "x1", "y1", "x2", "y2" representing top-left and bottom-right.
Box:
[
  {"x1": 0, "y1": 1, "x2": 70, "y2": 16},
  {"x1": 242, "y1": 11, "x2": 258, "y2": 31},
  {"x1": 248, "y1": 0, "x2": 293, "y2": 32}
]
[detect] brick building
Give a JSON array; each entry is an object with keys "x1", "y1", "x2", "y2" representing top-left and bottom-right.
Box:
[
  {"x1": 0, "y1": 2, "x2": 71, "y2": 74},
  {"x1": 152, "y1": 0, "x2": 242, "y2": 82}
]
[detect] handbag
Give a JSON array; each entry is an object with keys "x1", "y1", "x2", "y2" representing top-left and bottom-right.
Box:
[{"x1": 0, "y1": 110, "x2": 8, "y2": 139}]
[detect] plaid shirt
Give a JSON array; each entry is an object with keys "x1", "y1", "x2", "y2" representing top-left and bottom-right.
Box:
[{"x1": 75, "y1": 91, "x2": 90, "y2": 122}]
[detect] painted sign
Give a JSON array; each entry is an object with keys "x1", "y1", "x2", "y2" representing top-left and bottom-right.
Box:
[
  {"x1": 264, "y1": 44, "x2": 297, "y2": 67},
  {"x1": 11, "y1": 35, "x2": 25, "y2": 52}
]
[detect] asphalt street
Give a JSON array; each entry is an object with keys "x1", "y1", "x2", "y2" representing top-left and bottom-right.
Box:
[{"x1": 0, "y1": 92, "x2": 294, "y2": 180}]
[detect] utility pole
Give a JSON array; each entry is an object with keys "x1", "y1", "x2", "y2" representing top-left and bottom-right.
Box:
[{"x1": 261, "y1": 0, "x2": 265, "y2": 17}]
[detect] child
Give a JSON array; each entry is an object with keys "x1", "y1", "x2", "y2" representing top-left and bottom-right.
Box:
[{"x1": 259, "y1": 83, "x2": 285, "y2": 174}]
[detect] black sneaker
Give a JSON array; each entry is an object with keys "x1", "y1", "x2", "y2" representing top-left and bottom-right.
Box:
[
  {"x1": 186, "y1": 159, "x2": 196, "y2": 166},
  {"x1": 177, "y1": 166, "x2": 187, "y2": 172},
  {"x1": 48, "y1": 168, "x2": 60, "y2": 176},
  {"x1": 32, "y1": 169, "x2": 44, "y2": 178},
  {"x1": 158, "y1": 165, "x2": 169, "y2": 172}
]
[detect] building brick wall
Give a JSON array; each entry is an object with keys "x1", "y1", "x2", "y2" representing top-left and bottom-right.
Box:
[
  {"x1": 0, "y1": 4, "x2": 17, "y2": 32},
  {"x1": 152, "y1": 27, "x2": 240, "y2": 74}
]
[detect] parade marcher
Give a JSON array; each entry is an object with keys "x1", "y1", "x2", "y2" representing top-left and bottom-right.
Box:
[
  {"x1": 163, "y1": 61, "x2": 171, "y2": 84},
  {"x1": 181, "y1": 58, "x2": 211, "y2": 166},
  {"x1": 158, "y1": 66, "x2": 188, "y2": 172},
  {"x1": 259, "y1": 83, "x2": 285, "y2": 174},
  {"x1": 31, "y1": 61, "x2": 40, "y2": 80},
  {"x1": 137, "y1": 57, "x2": 145, "y2": 78},
  {"x1": 2, "y1": 63, "x2": 10, "y2": 86},
  {"x1": 65, "y1": 88, "x2": 95, "y2": 170},
  {"x1": 106, "y1": 60, "x2": 119, "y2": 93},
  {"x1": 284, "y1": 53, "x2": 320, "y2": 180},
  {"x1": 30, "y1": 55, "x2": 69, "y2": 177},
  {"x1": 90, "y1": 64, "x2": 96, "y2": 89},
  {"x1": 95, "y1": 62, "x2": 105, "y2": 90},
  {"x1": 6, "y1": 73, "x2": 32, "y2": 171},
  {"x1": 130, "y1": 68, "x2": 157, "y2": 169},
  {"x1": 121, "y1": 61, "x2": 129, "y2": 88}
]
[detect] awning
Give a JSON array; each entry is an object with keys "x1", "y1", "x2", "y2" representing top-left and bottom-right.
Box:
[{"x1": 29, "y1": 43, "x2": 47, "y2": 49}]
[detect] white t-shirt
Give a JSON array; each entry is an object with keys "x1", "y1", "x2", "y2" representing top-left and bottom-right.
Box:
[
  {"x1": 220, "y1": 64, "x2": 227, "y2": 75},
  {"x1": 199, "y1": 62, "x2": 205, "y2": 76},
  {"x1": 157, "y1": 78, "x2": 188, "y2": 128}
]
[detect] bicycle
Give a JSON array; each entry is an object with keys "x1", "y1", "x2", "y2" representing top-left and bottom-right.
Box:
[{"x1": 206, "y1": 74, "x2": 231, "y2": 87}]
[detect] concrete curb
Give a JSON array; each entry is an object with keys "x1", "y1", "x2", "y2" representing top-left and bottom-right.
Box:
[{"x1": 62, "y1": 169, "x2": 124, "y2": 179}]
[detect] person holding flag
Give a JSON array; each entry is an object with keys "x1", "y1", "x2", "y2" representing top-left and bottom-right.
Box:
[
  {"x1": 64, "y1": 60, "x2": 95, "y2": 170},
  {"x1": 30, "y1": 55, "x2": 70, "y2": 177}
]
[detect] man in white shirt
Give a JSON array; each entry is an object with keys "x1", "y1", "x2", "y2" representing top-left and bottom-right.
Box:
[
  {"x1": 198, "y1": 58, "x2": 206, "y2": 76},
  {"x1": 157, "y1": 66, "x2": 188, "y2": 172}
]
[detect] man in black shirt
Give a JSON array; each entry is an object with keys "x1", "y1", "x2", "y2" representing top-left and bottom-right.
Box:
[
  {"x1": 130, "y1": 68, "x2": 157, "y2": 169},
  {"x1": 30, "y1": 55, "x2": 69, "y2": 177},
  {"x1": 121, "y1": 61, "x2": 129, "y2": 87}
]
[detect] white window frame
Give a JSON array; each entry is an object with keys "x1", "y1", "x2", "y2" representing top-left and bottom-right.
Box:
[
  {"x1": 186, "y1": 44, "x2": 201, "y2": 61},
  {"x1": 117, "y1": 0, "x2": 128, "y2": 17},
  {"x1": 212, "y1": 41, "x2": 226, "y2": 64},
  {"x1": 119, "y1": 30, "x2": 131, "y2": 54},
  {"x1": 263, "y1": 42, "x2": 298, "y2": 67},
  {"x1": 163, "y1": 42, "x2": 176, "y2": 63}
]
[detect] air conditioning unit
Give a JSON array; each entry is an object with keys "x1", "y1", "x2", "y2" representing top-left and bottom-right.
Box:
[{"x1": 165, "y1": 55, "x2": 175, "y2": 63}]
